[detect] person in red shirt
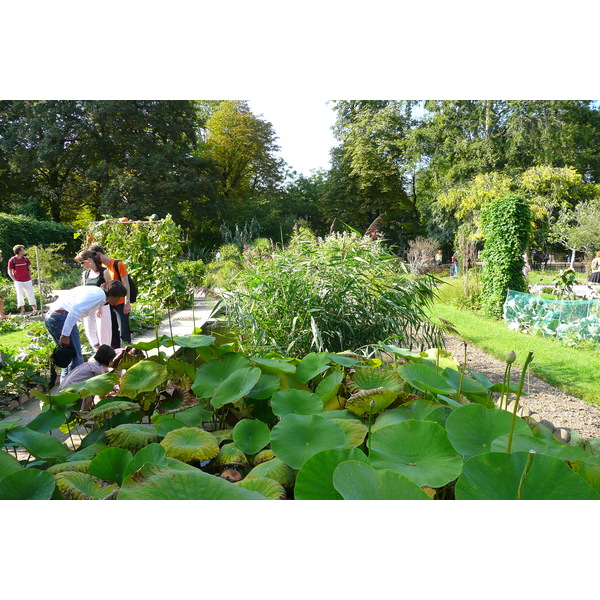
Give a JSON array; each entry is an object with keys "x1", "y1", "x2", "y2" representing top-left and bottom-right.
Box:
[{"x1": 7, "y1": 245, "x2": 38, "y2": 315}]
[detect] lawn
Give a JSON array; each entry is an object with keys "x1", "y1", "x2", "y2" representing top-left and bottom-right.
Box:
[{"x1": 429, "y1": 278, "x2": 600, "y2": 407}]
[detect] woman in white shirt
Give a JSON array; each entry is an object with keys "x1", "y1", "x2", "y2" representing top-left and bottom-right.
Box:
[{"x1": 75, "y1": 250, "x2": 113, "y2": 349}]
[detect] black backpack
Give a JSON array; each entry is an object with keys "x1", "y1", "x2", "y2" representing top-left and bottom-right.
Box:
[{"x1": 113, "y1": 259, "x2": 138, "y2": 303}]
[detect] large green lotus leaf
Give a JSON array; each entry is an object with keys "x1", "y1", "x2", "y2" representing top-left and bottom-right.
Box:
[
  {"x1": 378, "y1": 344, "x2": 423, "y2": 361},
  {"x1": 211, "y1": 366, "x2": 262, "y2": 409},
  {"x1": 47, "y1": 461, "x2": 91, "y2": 475},
  {"x1": 131, "y1": 338, "x2": 161, "y2": 351},
  {"x1": 87, "y1": 400, "x2": 142, "y2": 424},
  {"x1": 296, "y1": 352, "x2": 331, "y2": 383},
  {"x1": 332, "y1": 419, "x2": 368, "y2": 448},
  {"x1": 369, "y1": 420, "x2": 463, "y2": 488},
  {"x1": 352, "y1": 366, "x2": 404, "y2": 392},
  {"x1": 155, "y1": 418, "x2": 188, "y2": 437},
  {"x1": 172, "y1": 334, "x2": 215, "y2": 348},
  {"x1": 345, "y1": 389, "x2": 398, "y2": 417},
  {"x1": 270, "y1": 389, "x2": 324, "y2": 418},
  {"x1": 54, "y1": 471, "x2": 119, "y2": 500},
  {"x1": 122, "y1": 443, "x2": 169, "y2": 480},
  {"x1": 166, "y1": 357, "x2": 196, "y2": 384},
  {"x1": 445, "y1": 403, "x2": 532, "y2": 460},
  {"x1": 160, "y1": 427, "x2": 220, "y2": 462},
  {"x1": 25, "y1": 406, "x2": 68, "y2": 433},
  {"x1": 212, "y1": 443, "x2": 249, "y2": 468},
  {"x1": 105, "y1": 423, "x2": 161, "y2": 453},
  {"x1": 31, "y1": 389, "x2": 80, "y2": 407},
  {"x1": 247, "y1": 372, "x2": 281, "y2": 400},
  {"x1": 246, "y1": 457, "x2": 296, "y2": 487},
  {"x1": 371, "y1": 399, "x2": 442, "y2": 432},
  {"x1": 232, "y1": 419, "x2": 271, "y2": 455},
  {"x1": 456, "y1": 451, "x2": 600, "y2": 500},
  {"x1": 210, "y1": 429, "x2": 234, "y2": 445},
  {"x1": 0, "y1": 417, "x2": 22, "y2": 432},
  {"x1": 420, "y1": 348, "x2": 460, "y2": 371},
  {"x1": 570, "y1": 460, "x2": 600, "y2": 494},
  {"x1": 0, "y1": 468, "x2": 56, "y2": 500},
  {"x1": 423, "y1": 406, "x2": 453, "y2": 427},
  {"x1": 167, "y1": 404, "x2": 213, "y2": 427},
  {"x1": 118, "y1": 463, "x2": 264, "y2": 500},
  {"x1": 333, "y1": 460, "x2": 432, "y2": 500},
  {"x1": 61, "y1": 371, "x2": 119, "y2": 397},
  {"x1": 320, "y1": 409, "x2": 363, "y2": 420},
  {"x1": 192, "y1": 352, "x2": 251, "y2": 397},
  {"x1": 397, "y1": 362, "x2": 458, "y2": 396},
  {"x1": 66, "y1": 441, "x2": 107, "y2": 462},
  {"x1": 88, "y1": 446, "x2": 134, "y2": 486},
  {"x1": 326, "y1": 353, "x2": 362, "y2": 367},
  {"x1": 491, "y1": 434, "x2": 600, "y2": 465},
  {"x1": 442, "y1": 368, "x2": 490, "y2": 397},
  {"x1": 236, "y1": 476, "x2": 286, "y2": 499},
  {"x1": 276, "y1": 372, "x2": 311, "y2": 392},
  {"x1": 270, "y1": 414, "x2": 346, "y2": 470},
  {"x1": 253, "y1": 448, "x2": 275, "y2": 465},
  {"x1": 119, "y1": 361, "x2": 168, "y2": 399},
  {"x1": 250, "y1": 357, "x2": 296, "y2": 375},
  {"x1": 7, "y1": 427, "x2": 68, "y2": 464},
  {"x1": 0, "y1": 450, "x2": 22, "y2": 481},
  {"x1": 315, "y1": 370, "x2": 344, "y2": 405},
  {"x1": 294, "y1": 448, "x2": 369, "y2": 500}
]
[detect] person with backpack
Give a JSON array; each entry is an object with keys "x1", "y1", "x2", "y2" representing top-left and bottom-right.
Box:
[
  {"x1": 75, "y1": 249, "x2": 113, "y2": 349},
  {"x1": 7, "y1": 245, "x2": 38, "y2": 316},
  {"x1": 88, "y1": 245, "x2": 134, "y2": 348}
]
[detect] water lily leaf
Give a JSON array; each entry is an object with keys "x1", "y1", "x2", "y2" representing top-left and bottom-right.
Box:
[
  {"x1": 0, "y1": 450, "x2": 22, "y2": 481},
  {"x1": 270, "y1": 414, "x2": 346, "y2": 470},
  {"x1": 250, "y1": 357, "x2": 296, "y2": 375},
  {"x1": 270, "y1": 389, "x2": 324, "y2": 418},
  {"x1": 247, "y1": 372, "x2": 281, "y2": 400},
  {"x1": 26, "y1": 406, "x2": 68, "y2": 433},
  {"x1": 294, "y1": 448, "x2": 369, "y2": 500},
  {"x1": 54, "y1": 471, "x2": 118, "y2": 500},
  {"x1": 61, "y1": 371, "x2": 119, "y2": 397},
  {"x1": 456, "y1": 451, "x2": 600, "y2": 500},
  {"x1": 160, "y1": 427, "x2": 220, "y2": 462},
  {"x1": 119, "y1": 361, "x2": 168, "y2": 399},
  {"x1": 445, "y1": 403, "x2": 532, "y2": 460},
  {"x1": 398, "y1": 362, "x2": 457, "y2": 396},
  {"x1": 0, "y1": 468, "x2": 56, "y2": 500},
  {"x1": 369, "y1": 420, "x2": 463, "y2": 488},
  {"x1": 333, "y1": 460, "x2": 432, "y2": 500},
  {"x1": 118, "y1": 463, "x2": 264, "y2": 500},
  {"x1": 232, "y1": 419, "x2": 271, "y2": 455},
  {"x1": 246, "y1": 457, "x2": 296, "y2": 487},
  {"x1": 296, "y1": 352, "x2": 331, "y2": 383},
  {"x1": 172, "y1": 334, "x2": 215, "y2": 348},
  {"x1": 88, "y1": 446, "x2": 134, "y2": 486},
  {"x1": 332, "y1": 419, "x2": 368, "y2": 448},
  {"x1": 372, "y1": 399, "x2": 442, "y2": 432},
  {"x1": 7, "y1": 427, "x2": 68, "y2": 464},
  {"x1": 211, "y1": 443, "x2": 249, "y2": 468},
  {"x1": 315, "y1": 370, "x2": 344, "y2": 405},
  {"x1": 236, "y1": 476, "x2": 286, "y2": 499},
  {"x1": 105, "y1": 423, "x2": 161, "y2": 453}
]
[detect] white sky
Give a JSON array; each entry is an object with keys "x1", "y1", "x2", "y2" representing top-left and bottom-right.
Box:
[{"x1": 246, "y1": 100, "x2": 339, "y2": 176}]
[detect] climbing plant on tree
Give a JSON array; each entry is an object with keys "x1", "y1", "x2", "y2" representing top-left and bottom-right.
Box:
[{"x1": 480, "y1": 195, "x2": 532, "y2": 318}]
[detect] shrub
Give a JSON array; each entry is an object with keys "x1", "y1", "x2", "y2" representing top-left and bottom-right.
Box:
[{"x1": 176, "y1": 260, "x2": 206, "y2": 289}]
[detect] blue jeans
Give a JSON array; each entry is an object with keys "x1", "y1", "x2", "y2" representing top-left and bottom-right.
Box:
[{"x1": 44, "y1": 312, "x2": 83, "y2": 381}]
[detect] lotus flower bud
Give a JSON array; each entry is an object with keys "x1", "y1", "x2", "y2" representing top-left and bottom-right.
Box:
[{"x1": 506, "y1": 351, "x2": 516, "y2": 364}]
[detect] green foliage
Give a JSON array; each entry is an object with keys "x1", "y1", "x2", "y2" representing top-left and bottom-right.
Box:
[
  {"x1": 480, "y1": 195, "x2": 532, "y2": 318},
  {"x1": 175, "y1": 260, "x2": 206, "y2": 290}
]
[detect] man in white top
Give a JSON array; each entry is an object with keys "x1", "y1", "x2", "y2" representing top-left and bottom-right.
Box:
[{"x1": 45, "y1": 280, "x2": 126, "y2": 381}]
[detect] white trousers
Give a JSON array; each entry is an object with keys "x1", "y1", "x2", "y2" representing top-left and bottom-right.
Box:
[
  {"x1": 83, "y1": 302, "x2": 113, "y2": 348},
  {"x1": 14, "y1": 280, "x2": 36, "y2": 308}
]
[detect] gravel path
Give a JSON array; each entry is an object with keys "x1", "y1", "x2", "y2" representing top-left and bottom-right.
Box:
[{"x1": 443, "y1": 335, "x2": 600, "y2": 441}]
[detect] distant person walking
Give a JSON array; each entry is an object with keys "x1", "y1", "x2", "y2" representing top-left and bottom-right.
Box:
[
  {"x1": 7, "y1": 245, "x2": 38, "y2": 315},
  {"x1": 451, "y1": 252, "x2": 459, "y2": 277},
  {"x1": 89, "y1": 245, "x2": 132, "y2": 348},
  {"x1": 589, "y1": 251, "x2": 600, "y2": 284},
  {"x1": 44, "y1": 280, "x2": 126, "y2": 382}
]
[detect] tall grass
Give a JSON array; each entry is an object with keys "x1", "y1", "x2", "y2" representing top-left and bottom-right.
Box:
[{"x1": 222, "y1": 230, "x2": 443, "y2": 357}]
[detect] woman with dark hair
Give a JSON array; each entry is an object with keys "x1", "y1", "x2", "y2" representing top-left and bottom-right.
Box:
[
  {"x1": 589, "y1": 251, "x2": 600, "y2": 284},
  {"x1": 75, "y1": 249, "x2": 113, "y2": 349}
]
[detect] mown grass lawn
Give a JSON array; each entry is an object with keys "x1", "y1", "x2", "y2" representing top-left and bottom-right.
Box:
[
  {"x1": 430, "y1": 278, "x2": 600, "y2": 408},
  {"x1": 0, "y1": 328, "x2": 33, "y2": 351}
]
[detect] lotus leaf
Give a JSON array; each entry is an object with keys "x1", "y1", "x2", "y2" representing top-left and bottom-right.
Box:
[
  {"x1": 250, "y1": 356, "x2": 296, "y2": 374},
  {"x1": 369, "y1": 420, "x2": 463, "y2": 488},
  {"x1": 333, "y1": 460, "x2": 432, "y2": 500},
  {"x1": 326, "y1": 353, "x2": 362, "y2": 367},
  {"x1": 54, "y1": 471, "x2": 119, "y2": 500},
  {"x1": 331, "y1": 418, "x2": 368, "y2": 448},
  {"x1": 211, "y1": 443, "x2": 249, "y2": 468},
  {"x1": 210, "y1": 429, "x2": 234, "y2": 445},
  {"x1": 7, "y1": 427, "x2": 68, "y2": 464},
  {"x1": 236, "y1": 476, "x2": 286, "y2": 499},
  {"x1": 105, "y1": 423, "x2": 161, "y2": 452},
  {"x1": 61, "y1": 371, "x2": 119, "y2": 397},
  {"x1": 420, "y1": 348, "x2": 460, "y2": 370},
  {"x1": 171, "y1": 334, "x2": 215, "y2": 348},
  {"x1": 270, "y1": 389, "x2": 324, "y2": 417},
  {"x1": 345, "y1": 388, "x2": 398, "y2": 417},
  {"x1": 30, "y1": 389, "x2": 80, "y2": 407},
  {"x1": 270, "y1": 414, "x2": 346, "y2": 470},
  {"x1": 253, "y1": 448, "x2": 275, "y2": 465},
  {"x1": 26, "y1": 406, "x2": 68, "y2": 433},
  {"x1": 445, "y1": 403, "x2": 533, "y2": 460},
  {"x1": 372, "y1": 399, "x2": 442, "y2": 432},
  {"x1": 66, "y1": 441, "x2": 107, "y2": 462},
  {"x1": 378, "y1": 344, "x2": 423, "y2": 361},
  {"x1": 0, "y1": 468, "x2": 56, "y2": 500},
  {"x1": 87, "y1": 401, "x2": 142, "y2": 424},
  {"x1": 232, "y1": 419, "x2": 271, "y2": 455},
  {"x1": 158, "y1": 404, "x2": 212, "y2": 428},
  {"x1": 119, "y1": 361, "x2": 168, "y2": 399},
  {"x1": 246, "y1": 457, "x2": 296, "y2": 488},
  {"x1": 315, "y1": 370, "x2": 344, "y2": 405},
  {"x1": 155, "y1": 417, "x2": 188, "y2": 436},
  {"x1": 296, "y1": 352, "x2": 332, "y2": 383},
  {"x1": 294, "y1": 448, "x2": 370, "y2": 500},
  {"x1": 122, "y1": 443, "x2": 169, "y2": 480},
  {"x1": 397, "y1": 362, "x2": 457, "y2": 396},
  {"x1": 570, "y1": 461, "x2": 600, "y2": 494},
  {"x1": 247, "y1": 372, "x2": 281, "y2": 400},
  {"x1": 193, "y1": 352, "x2": 251, "y2": 396},
  {"x1": 88, "y1": 447, "x2": 134, "y2": 485},
  {"x1": 47, "y1": 460, "x2": 91, "y2": 475},
  {"x1": 442, "y1": 368, "x2": 490, "y2": 399},
  {"x1": 160, "y1": 427, "x2": 220, "y2": 462},
  {"x1": 455, "y1": 451, "x2": 600, "y2": 500},
  {"x1": 352, "y1": 366, "x2": 404, "y2": 393},
  {"x1": 118, "y1": 463, "x2": 264, "y2": 500},
  {"x1": 0, "y1": 449, "x2": 22, "y2": 480}
]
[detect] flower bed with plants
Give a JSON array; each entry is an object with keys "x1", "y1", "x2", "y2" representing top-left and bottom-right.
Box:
[{"x1": 1, "y1": 332, "x2": 599, "y2": 500}]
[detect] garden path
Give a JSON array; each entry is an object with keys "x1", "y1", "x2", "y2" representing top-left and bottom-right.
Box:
[{"x1": 7, "y1": 295, "x2": 217, "y2": 459}]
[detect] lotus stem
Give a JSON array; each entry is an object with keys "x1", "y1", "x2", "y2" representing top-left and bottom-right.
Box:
[
  {"x1": 506, "y1": 351, "x2": 534, "y2": 453},
  {"x1": 516, "y1": 450, "x2": 536, "y2": 499},
  {"x1": 456, "y1": 342, "x2": 467, "y2": 401},
  {"x1": 367, "y1": 399, "x2": 375, "y2": 455}
]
